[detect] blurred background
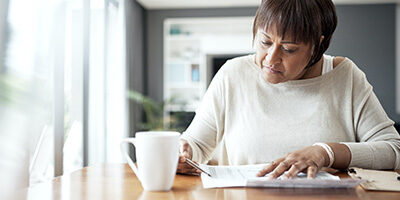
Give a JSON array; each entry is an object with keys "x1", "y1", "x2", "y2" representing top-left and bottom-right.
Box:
[{"x1": 0, "y1": 0, "x2": 400, "y2": 197}]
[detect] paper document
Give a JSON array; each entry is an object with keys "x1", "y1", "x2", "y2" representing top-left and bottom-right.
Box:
[
  {"x1": 199, "y1": 164, "x2": 363, "y2": 189},
  {"x1": 348, "y1": 167, "x2": 400, "y2": 191}
]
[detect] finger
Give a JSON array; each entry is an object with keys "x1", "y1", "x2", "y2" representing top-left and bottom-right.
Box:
[
  {"x1": 179, "y1": 155, "x2": 185, "y2": 162},
  {"x1": 177, "y1": 161, "x2": 192, "y2": 169},
  {"x1": 179, "y1": 151, "x2": 190, "y2": 162},
  {"x1": 307, "y1": 165, "x2": 318, "y2": 179},
  {"x1": 181, "y1": 171, "x2": 200, "y2": 176},
  {"x1": 185, "y1": 160, "x2": 200, "y2": 173},
  {"x1": 257, "y1": 158, "x2": 285, "y2": 177},
  {"x1": 177, "y1": 169, "x2": 200, "y2": 176},
  {"x1": 178, "y1": 153, "x2": 185, "y2": 163},
  {"x1": 179, "y1": 165, "x2": 201, "y2": 175},
  {"x1": 282, "y1": 162, "x2": 307, "y2": 179},
  {"x1": 178, "y1": 159, "x2": 198, "y2": 170},
  {"x1": 177, "y1": 163, "x2": 199, "y2": 174},
  {"x1": 268, "y1": 160, "x2": 292, "y2": 179},
  {"x1": 257, "y1": 161, "x2": 279, "y2": 177}
]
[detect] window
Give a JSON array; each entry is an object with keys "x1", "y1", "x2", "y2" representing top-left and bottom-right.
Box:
[{"x1": 0, "y1": 0, "x2": 128, "y2": 193}]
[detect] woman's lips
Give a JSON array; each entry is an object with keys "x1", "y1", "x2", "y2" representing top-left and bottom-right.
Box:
[{"x1": 262, "y1": 66, "x2": 281, "y2": 74}]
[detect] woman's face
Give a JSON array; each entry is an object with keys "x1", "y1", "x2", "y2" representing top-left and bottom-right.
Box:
[{"x1": 255, "y1": 28, "x2": 314, "y2": 84}]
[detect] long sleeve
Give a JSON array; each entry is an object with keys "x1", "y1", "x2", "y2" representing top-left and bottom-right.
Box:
[
  {"x1": 342, "y1": 67, "x2": 400, "y2": 169},
  {"x1": 180, "y1": 65, "x2": 226, "y2": 164}
]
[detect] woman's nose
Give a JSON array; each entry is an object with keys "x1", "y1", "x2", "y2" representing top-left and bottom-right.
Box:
[{"x1": 266, "y1": 45, "x2": 282, "y2": 66}]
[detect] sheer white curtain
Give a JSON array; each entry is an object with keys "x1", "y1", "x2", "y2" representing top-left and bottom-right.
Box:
[
  {"x1": 87, "y1": 0, "x2": 127, "y2": 165},
  {"x1": 0, "y1": 0, "x2": 58, "y2": 196},
  {"x1": 104, "y1": 0, "x2": 127, "y2": 163},
  {"x1": 0, "y1": 0, "x2": 128, "y2": 196},
  {"x1": 61, "y1": 0, "x2": 129, "y2": 172}
]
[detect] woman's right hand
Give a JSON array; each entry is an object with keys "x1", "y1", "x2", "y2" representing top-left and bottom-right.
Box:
[{"x1": 177, "y1": 139, "x2": 201, "y2": 175}]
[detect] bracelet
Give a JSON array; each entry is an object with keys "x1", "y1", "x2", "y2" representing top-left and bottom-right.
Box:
[{"x1": 313, "y1": 143, "x2": 335, "y2": 168}]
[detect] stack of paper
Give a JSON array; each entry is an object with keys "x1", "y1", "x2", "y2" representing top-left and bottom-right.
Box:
[{"x1": 199, "y1": 164, "x2": 363, "y2": 189}]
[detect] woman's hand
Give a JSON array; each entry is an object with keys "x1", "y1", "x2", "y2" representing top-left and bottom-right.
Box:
[
  {"x1": 256, "y1": 145, "x2": 330, "y2": 179},
  {"x1": 177, "y1": 139, "x2": 201, "y2": 175}
]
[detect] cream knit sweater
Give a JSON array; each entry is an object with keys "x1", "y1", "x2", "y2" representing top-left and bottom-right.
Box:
[{"x1": 181, "y1": 54, "x2": 400, "y2": 169}]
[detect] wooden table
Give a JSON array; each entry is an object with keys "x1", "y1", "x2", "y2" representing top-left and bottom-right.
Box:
[{"x1": 23, "y1": 164, "x2": 400, "y2": 200}]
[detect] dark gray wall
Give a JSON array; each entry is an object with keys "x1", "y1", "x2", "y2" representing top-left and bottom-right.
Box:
[
  {"x1": 327, "y1": 4, "x2": 398, "y2": 121},
  {"x1": 126, "y1": 0, "x2": 146, "y2": 137},
  {"x1": 144, "y1": 4, "x2": 399, "y2": 121}
]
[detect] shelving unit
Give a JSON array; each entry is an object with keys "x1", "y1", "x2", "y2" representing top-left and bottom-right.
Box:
[{"x1": 163, "y1": 17, "x2": 254, "y2": 129}]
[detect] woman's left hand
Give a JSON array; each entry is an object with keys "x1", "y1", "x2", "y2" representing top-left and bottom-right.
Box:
[{"x1": 256, "y1": 145, "x2": 330, "y2": 179}]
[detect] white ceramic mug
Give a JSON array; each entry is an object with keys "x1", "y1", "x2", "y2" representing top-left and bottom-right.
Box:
[{"x1": 120, "y1": 131, "x2": 180, "y2": 191}]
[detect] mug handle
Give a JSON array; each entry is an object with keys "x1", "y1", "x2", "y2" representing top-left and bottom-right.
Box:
[{"x1": 120, "y1": 138, "x2": 140, "y2": 181}]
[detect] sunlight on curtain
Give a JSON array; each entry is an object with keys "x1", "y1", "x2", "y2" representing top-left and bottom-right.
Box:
[
  {"x1": 0, "y1": 0, "x2": 58, "y2": 196},
  {"x1": 64, "y1": 0, "x2": 128, "y2": 170},
  {"x1": 104, "y1": 0, "x2": 127, "y2": 163},
  {"x1": 0, "y1": 0, "x2": 128, "y2": 197},
  {"x1": 63, "y1": 0, "x2": 84, "y2": 175},
  {"x1": 87, "y1": 0, "x2": 127, "y2": 165}
]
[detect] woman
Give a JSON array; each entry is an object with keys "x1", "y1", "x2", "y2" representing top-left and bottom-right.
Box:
[{"x1": 177, "y1": 0, "x2": 400, "y2": 179}]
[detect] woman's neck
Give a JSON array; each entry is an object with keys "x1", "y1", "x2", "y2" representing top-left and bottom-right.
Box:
[{"x1": 299, "y1": 57, "x2": 323, "y2": 80}]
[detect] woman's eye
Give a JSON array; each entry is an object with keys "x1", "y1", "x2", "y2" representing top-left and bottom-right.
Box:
[
  {"x1": 282, "y1": 47, "x2": 296, "y2": 53},
  {"x1": 261, "y1": 41, "x2": 272, "y2": 46}
]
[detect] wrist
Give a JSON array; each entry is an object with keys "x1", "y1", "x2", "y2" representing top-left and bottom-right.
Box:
[{"x1": 313, "y1": 143, "x2": 335, "y2": 168}]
